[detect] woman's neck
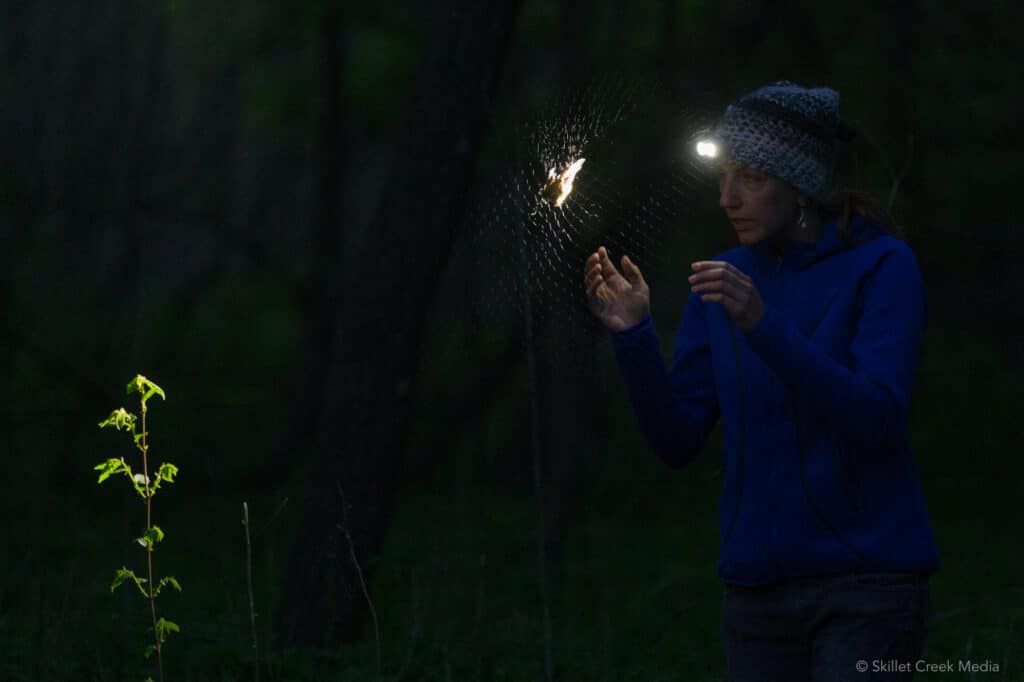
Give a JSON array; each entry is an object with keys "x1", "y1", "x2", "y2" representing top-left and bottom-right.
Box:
[{"x1": 776, "y1": 213, "x2": 823, "y2": 246}]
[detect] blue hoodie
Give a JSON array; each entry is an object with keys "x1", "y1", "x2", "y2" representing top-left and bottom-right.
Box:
[{"x1": 609, "y1": 214, "x2": 940, "y2": 586}]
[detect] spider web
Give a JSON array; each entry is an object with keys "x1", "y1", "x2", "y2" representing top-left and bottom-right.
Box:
[{"x1": 437, "y1": 76, "x2": 719, "y2": 377}]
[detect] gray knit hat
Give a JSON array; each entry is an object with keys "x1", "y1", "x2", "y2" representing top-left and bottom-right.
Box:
[{"x1": 713, "y1": 80, "x2": 852, "y2": 202}]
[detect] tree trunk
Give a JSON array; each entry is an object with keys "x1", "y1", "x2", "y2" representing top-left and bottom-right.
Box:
[
  {"x1": 538, "y1": 0, "x2": 605, "y2": 568},
  {"x1": 885, "y1": 0, "x2": 918, "y2": 219},
  {"x1": 658, "y1": 0, "x2": 679, "y2": 71},
  {"x1": 263, "y1": 3, "x2": 347, "y2": 483},
  {"x1": 276, "y1": 0, "x2": 523, "y2": 648},
  {"x1": 558, "y1": 0, "x2": 589, "y2": 86}
]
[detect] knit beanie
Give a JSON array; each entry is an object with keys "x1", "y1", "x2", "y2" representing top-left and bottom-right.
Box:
[{"x1": 713, "y1": 80, "x2": 853, "y2": 203}]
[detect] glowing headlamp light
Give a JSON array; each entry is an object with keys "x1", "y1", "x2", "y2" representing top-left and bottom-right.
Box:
[{"x1": 695, "y1": 139, "x2": 719, "y2": 159}]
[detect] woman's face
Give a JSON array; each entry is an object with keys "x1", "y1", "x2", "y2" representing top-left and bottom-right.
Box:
[{"x1": 718, "y1": 161, "x2": 801, "y2": 245}]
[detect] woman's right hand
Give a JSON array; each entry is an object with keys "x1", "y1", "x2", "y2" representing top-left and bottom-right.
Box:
[{"x1": 584, "y1": 246, "x2": 651, "y2": 332}]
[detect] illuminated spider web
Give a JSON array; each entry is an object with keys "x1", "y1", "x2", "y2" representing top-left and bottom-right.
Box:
[{"x1": 439, "y1": 76, "x2": 719, "y2": 377}]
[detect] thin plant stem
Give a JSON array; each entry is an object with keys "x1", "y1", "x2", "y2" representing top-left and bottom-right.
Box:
[
  {"x1": 850, "y1": 121, "x2": 913, "y2": 213},
  {"x1": 335, "y1": 482, "x2": 381, "y2": 678},
  {"x1": 141, "y1": 402, "x2": 163, "y2": 682},
  {"x1": 243, "y1": 502, "x2": 260, "y2": 682},
  {"x1": 253, "y1": 496, "x2": 290, "y2": 539},
  {"x1": 886, "y1": 134, "x2": 914, "y2": 213}
]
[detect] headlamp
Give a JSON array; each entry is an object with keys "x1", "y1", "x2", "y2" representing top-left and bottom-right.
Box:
[{"x1": 695, "y1": 139, "x2": 719, "y2": 159}]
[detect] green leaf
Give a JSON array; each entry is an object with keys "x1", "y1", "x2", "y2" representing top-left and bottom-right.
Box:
[
  {"x1": 135, "y1": 525, "x2": 164, "y2": 548},
  {"x1": 155, "y1": 576, "x2": 182, "y2": 596},
  {"x1": 155, "y1": 617, "x2": 180, "y2": 642},
  {"x1": 144, "y1": 645, "x2": 157, "y2": 660},
  {"x1": 132, "y1": 430, "x2": 148, "y2": 445},
  {"x1": 110, "y1": 567, "x2": 132, "y2": 592},
  {"x1": 157, "y1": 462, "x2": 179, "y2": 483},
  {"x1": 110, "y1": 567, "x2": 148, "y2": 597},
  {"x1": 147, "y1": 379, "x2": 166, "y2": 401},
  {"x1": 129, "y1": 374, "x2": 166, "y2": 406},
  {"x1": 94, "y1": 458, "x2": 125, "y2": 484},
  {"x1": 98, "y1": 408, "x2": 136, "y2": 432}
]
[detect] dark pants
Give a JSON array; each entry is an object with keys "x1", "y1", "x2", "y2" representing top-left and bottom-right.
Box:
[{"x1": 722, "y1": 572, "x2": 931, "y2": 682}]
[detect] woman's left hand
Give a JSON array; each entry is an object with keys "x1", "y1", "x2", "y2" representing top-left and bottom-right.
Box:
[{"x1": 689, "y1": 261, "x2": 765, "y2": 334}]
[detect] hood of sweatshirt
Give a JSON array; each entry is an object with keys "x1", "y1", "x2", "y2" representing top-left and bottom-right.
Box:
[{"x1": 748, "y1": 212, "x2": 885, "y2": 272}]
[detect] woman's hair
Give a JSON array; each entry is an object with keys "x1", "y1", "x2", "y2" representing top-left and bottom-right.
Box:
[
  {"x1": 819, "y1": 188, "x2": 905, "y2": 245},
  {"x1": 816, "y1": 115, "x2": 912, "y2": 245}
]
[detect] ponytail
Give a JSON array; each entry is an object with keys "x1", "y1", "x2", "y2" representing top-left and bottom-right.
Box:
[
  {"x1": 819, "y1": 188, "x2": 905, "y2": 246},
  {"x1": 821, "y1": 120, "x2": 907, "y2": 245}
]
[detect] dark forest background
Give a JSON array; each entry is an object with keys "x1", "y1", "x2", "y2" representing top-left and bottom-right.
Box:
[{"x1": 2, "y1": 1, "x2": 1022, "y2": 680}]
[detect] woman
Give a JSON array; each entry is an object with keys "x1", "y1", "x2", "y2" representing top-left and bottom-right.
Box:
[{"x1": 583, "y1": 81, "x2": 938, "y2": 681}]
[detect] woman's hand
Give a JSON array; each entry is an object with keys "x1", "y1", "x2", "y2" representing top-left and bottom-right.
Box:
[
  {"x1": 689, "y1": 260, "x2": 764, "y2": 333},
  {"x1": 584, "y1": 246, "x2": 650, "y2": 332}
]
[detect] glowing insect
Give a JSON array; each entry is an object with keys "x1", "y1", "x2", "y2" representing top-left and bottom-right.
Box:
[{"x1": 539, "y1": 158, "x2": 586, "y2": 207}]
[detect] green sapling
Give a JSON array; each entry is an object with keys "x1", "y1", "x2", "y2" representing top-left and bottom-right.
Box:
[{"x1": 96, "y1": 374, "x2": 180, "y2": 682}]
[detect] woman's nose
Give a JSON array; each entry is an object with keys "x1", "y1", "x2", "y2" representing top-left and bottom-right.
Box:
[{"x1": 719, "y1": 176, "x2": 740, "y2": 209}]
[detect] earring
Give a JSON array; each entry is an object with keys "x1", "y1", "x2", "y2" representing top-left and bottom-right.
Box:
[{"x1": 798, "y1": 206, "x2": 808, "y2": 231}]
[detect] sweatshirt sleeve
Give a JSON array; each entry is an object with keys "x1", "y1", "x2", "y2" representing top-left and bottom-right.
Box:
[
  {"x1": 608, "y1": 293, "x2": 721, "y2": 468},
  {"x1": 744, "y1": 246, "x2": 927, "y2": 449}
]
